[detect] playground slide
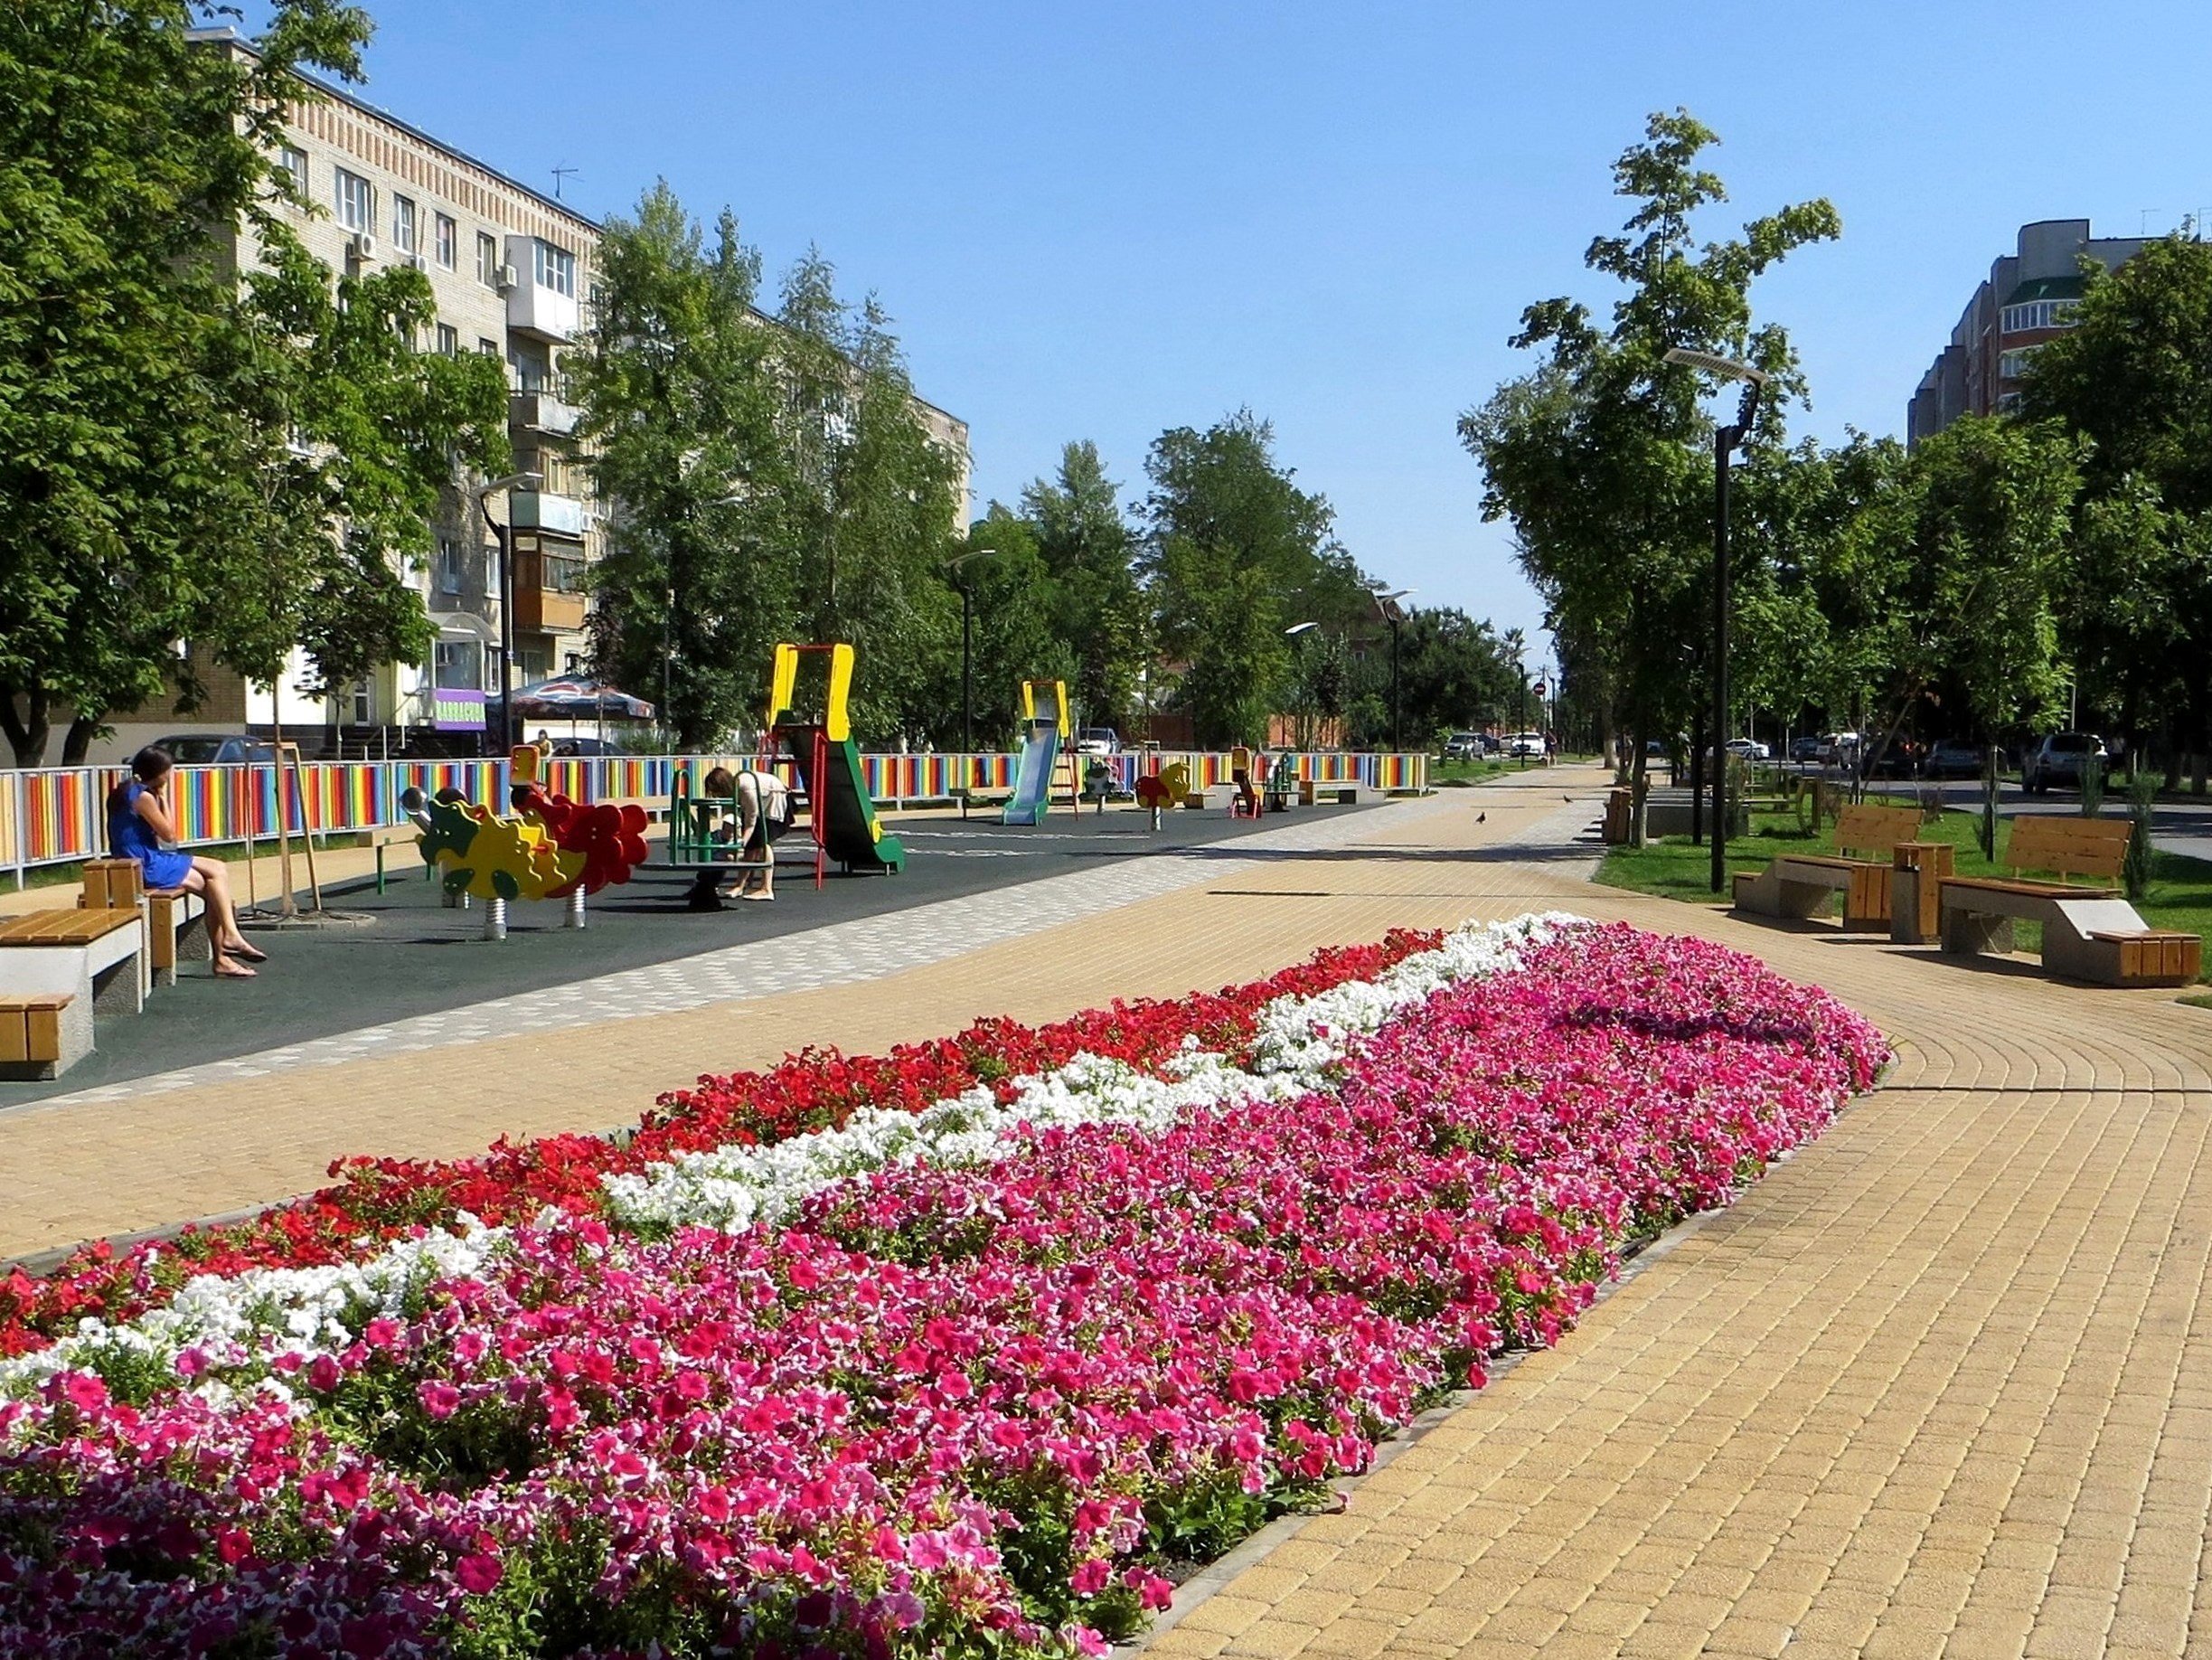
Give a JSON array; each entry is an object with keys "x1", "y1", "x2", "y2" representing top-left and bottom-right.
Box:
[
  {"x1": 1001, "y1": 725, "x2": 1059, "y2": 825},
  {"x1": 779, "y1": 724, "x2": 905, "y2": 872}
]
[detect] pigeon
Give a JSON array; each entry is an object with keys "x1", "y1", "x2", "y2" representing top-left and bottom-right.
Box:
[
  {"x1": 1563, "y1": 795, "x2": 1573, "y2": 804},
  {"x1": 1477, "y1": 812, "x2": 1487, "y2": 824}
]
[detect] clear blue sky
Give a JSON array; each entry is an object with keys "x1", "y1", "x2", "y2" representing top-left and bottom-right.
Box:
[{"x1": 324, "y1": 0, "x2": 2212, "y2": 663}]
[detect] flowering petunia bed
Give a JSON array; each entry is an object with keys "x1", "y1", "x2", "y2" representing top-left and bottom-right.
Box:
[{"x1": 0, "y1": 916, "x2": 1885, "y2": 1659}]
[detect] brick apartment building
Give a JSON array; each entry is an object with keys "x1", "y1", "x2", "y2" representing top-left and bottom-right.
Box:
[{"x1": 1906, "y1": 218, "x2": 2145, "y2": 448}]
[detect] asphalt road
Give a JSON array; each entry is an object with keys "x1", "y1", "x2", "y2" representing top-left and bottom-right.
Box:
[
  {"x1": 3, "y1": 800, "x2": 1379, "y2": 1105},
  {"x1": 1764, "y1": 765, "x2": 2212, "y2": 861}
]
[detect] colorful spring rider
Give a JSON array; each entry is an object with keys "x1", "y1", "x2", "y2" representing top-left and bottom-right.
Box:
[
  {"x1": 1002, "y1": 678, "x2": 1079, "y2": 825},
  {"x1": 410, "y1": 746, "x2": 648, "y2": 938},
  {"x1": 765, "y1": 643, "x2": 905, "y2": 876}
]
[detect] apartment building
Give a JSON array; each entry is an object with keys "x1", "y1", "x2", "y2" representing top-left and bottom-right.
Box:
[{"x1": 1906, "y1": 218, "x2": 2145, "y2": 447}]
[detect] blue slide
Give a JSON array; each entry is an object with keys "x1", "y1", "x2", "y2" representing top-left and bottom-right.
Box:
[{"x1": 1001, "y1": 723, "x2": 1059, "y2": 825}]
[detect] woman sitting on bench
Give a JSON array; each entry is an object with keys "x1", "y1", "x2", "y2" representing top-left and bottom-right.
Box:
[
  {"x1": 701, "y1": 764, "x2": 795, "y2": 902},
  {"x1": 107, "y1": 747, "x2": 265, "y2": 979}
]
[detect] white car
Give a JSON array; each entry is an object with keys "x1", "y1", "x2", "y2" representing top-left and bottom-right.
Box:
[
  {"x1": 1073, "y1": 727, "x2": 1120, "y2": 758},
  {"x1": 1505, "y1": 732, "x2": 1546, "y2": 759},
  {"x1": 1723, "y1": 737, "x2": 1770, "y2": 762}
]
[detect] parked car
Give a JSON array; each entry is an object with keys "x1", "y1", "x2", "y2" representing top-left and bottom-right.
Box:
[
  {"x1": 548, "y1": 737, "x2": 619, "y2": 756},
  {"x1": 1442, "y1": 731, "x2": 1490, "y2": 761},
  {"x1": 1923, "y1": 738, "x2": 1987, "y2": 781},
  {"x1": 1818, "y1": 731, "x2": 1860, "y2": 767},
  {"x1": 1788, "y1": 736, "x2": 1824, "y2": 763},
  {"x1": 1073, "y1": 728, "x2": 1121, "y2": 758},
  {"x1": 2023, "y1": 731, "x2": 2109, "y2": 793},
  {"x1": 152, "y1": 734, "x2": 274, "y2": 766},
  {"x1": 1722, "y1": 737, "x2": 1770, "y2": 762},
  {"x1": 1860, "y1": 736, "x2": 1919, "y2": 778},
  {"x1": 1505, "y1": 731, "x2": 1546, "y2": 759}
]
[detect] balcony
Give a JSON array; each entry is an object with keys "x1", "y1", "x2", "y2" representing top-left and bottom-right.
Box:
[
  {"x1": 504, "y1": 235, "x2": 579, "y2": 342},
  {"x1": 510, "y1": 547, "x2": 588, "y2": 635},
  {"x1": 507, "y1": 490, "x2": 587, "y2": 536},
  {"x1": 510, "y1": 389, "x2": 582, "y2": 436}
]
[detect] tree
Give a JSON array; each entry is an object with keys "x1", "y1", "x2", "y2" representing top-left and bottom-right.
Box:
[
  {"x1": 1021, "y1": 442, "x2": 1146, "y2": 731},
  {"x1": 0, "y1": 0, "x2": 374, "y2": 764},
  {"x1": 573, "y1": 183, "x2": 789, "y2": 750},
  {"x1": 201, "y1": 240, "x2": 511, "y2": 726},
  {"x1": 1461, "y1": 110, "x2": 1839, "y2": 799},
  {"x1": 1142, "y1": 411, "x2": 1364, "y2": 747},
  {"x1": 942, "y1": 508, "x2": 1076, "y2": 745},
  {"x1": 2023, "y1": 234, "x2": 2212, "y2": 767}
]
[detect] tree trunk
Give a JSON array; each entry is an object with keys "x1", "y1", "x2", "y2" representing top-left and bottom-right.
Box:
[
  {"x1": 61, "y1": 715, "x2": 99, "y2": 767},
  {"x1": 1628, "y1": 735, "x2": 1649, "y2": 848},
  {"x1": 0, "y1": 683, "x2": 52, "y2": 768}
]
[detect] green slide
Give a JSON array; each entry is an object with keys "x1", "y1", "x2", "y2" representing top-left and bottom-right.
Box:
[{"x1": 777, "y1": 723, "x2": 905, "y2": 873}]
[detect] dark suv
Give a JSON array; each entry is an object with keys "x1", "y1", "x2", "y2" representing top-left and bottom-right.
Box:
[{"x1": 2023, "y1": 732, "x2": 2108, "y2": 794}]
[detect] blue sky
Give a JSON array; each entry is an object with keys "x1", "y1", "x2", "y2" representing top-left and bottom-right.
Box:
[{"x1": 327, "y1": 1, "x2": 2212, "y2": 662}]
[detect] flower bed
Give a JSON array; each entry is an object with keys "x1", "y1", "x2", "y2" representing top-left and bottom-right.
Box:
[
  {"x1": 0, "y1": 919, "x2": 1885, "y2": 1658},
  {"x1": 0, "y1": 929, "x2": 1443, "y2": 1355}
]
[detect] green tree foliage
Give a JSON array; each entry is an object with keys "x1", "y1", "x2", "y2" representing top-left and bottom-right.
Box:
[
  {"x1": 1461, "y1": 110, "x2": 1840, "y2": 768},
  {"x1": 576, "y1": 190, "x2": 964, "y2": 749},
  {"x1": 946, "y1": 509, "x2": 1076, "y2": 745},
  {"x1": 203, "y1": 240, "x2": 511, "y2": 712},
  {"x1": 1142, "y1": 412, "x2": 1367, "y2": 747},
  {"x1": 0, "y1": 0, "x2": 376, "y2": 763},
  {"x1": 2023, "y1": 235, "x2": 2212, "y2": 756},
  {"x1": 571, "y1": 184, "x2": 787, "y2": 749},
  {"x1": 1021, "y1": 442, "x2": 1146, "y2": 731}
]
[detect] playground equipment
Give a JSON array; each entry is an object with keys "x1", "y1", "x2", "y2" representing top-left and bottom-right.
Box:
[
  {"x1": 1228, "y1": 746, "x2": 1263, "y2": 819},
  {"x1": 1002, "y1": 679, "x2": 1078, "y2": 825},
  {"x1": 1134, "y1": 759, "x2": 1191, "y2": 831},
  {"x1": 767, "y1": 643, "x2": 906, "y2": 875},
  {"x1": 407, "y1": 747, "x2": 648, "y2": 937}
]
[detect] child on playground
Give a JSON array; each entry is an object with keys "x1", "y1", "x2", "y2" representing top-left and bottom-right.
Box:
[{"x1": 701, "y1": 764, "x2": 795, "y2": 901}]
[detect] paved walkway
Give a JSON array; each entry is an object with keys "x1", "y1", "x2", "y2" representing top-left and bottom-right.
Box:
[{"x1": 6, "y1": 767, "x2": 2212, "y2": 1657}]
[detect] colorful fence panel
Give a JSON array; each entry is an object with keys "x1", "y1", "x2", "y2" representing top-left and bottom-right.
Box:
[{"x1": 1, "y1": 749, "x2": 1428, "y2": 883}]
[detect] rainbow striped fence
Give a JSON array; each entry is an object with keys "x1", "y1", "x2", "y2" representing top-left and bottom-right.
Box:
[{"x1": 2, "y1": 749, "x2": 1426, "y2": 886}]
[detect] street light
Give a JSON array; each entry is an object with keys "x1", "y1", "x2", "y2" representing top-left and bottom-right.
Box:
[
  {"x1": 945, "y1": 544, "x2": 1002, "y2": 752},
  {"x1": 1663, "y1": 346, "x2": 1768, "y2": 895},
  {"x1": 1285, "y1": 622, "x2": 1319, "y2": 749},
  {"x1": 474, "y1": 470, "x2": 541, "y2": 755},
  {"x1": 1371, "y1": 589, "x2": 1413, "y2": 750}
]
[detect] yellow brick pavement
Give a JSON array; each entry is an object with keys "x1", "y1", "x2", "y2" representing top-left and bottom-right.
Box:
[{"x1": 8, "y1": 766, "x2": 2212, "y2": 1657}]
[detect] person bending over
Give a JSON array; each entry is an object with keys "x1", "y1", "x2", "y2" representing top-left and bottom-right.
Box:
[
  {"x1": 106, "y1": 747, "x2": 267, "y2": 979},
  {"x1": 701, "y1": 763, "x2": 794, "y2": 901}
]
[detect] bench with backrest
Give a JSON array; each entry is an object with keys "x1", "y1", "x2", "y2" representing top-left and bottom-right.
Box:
[
  {"x1": 1939, "y1": 815, "x2": 2200, "y2": 986},
  {"x1": 1731, "y1": 802, "x2": 1925, "y2": 930},
  {"x1": 80, "y1": 857, "x2": 206, "y2": 986}
]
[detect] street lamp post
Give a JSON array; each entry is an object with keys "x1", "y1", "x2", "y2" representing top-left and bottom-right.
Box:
[
  {"x1": 473, "y1": 471, "x2": 541, "y2": 756},
  {"x1": 945, "y1": 546, "x2": 1002, "y2": 753},
  {"x1": 1371, "y1": 589, "x2": 1413, "y2": 750},
  {"x1": 1285, "y1": 621, "x2": 1318, "y2": 748},
  {"x1": 1663, "y1": 347, "x2": 1767, "y2": 895}
]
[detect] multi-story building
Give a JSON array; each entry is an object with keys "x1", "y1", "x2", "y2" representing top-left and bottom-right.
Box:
[
  {"x1": 94, "y1": 31, "x2": 969, "y2": 762},
  {"x1": 1906, "y1": 219, "x2": 2145, "y2": 447}
]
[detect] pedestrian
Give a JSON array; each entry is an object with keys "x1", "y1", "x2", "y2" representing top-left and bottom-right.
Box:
[{"x1": 106, "y1": 747, "x2": 268, "y2": 979}]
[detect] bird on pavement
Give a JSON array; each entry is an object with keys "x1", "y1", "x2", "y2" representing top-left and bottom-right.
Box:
[
  {"x1": 1562, "y1": 795, "x2": 1573, "y2": 804},
  {"x1": 1477, "y1": 812, "x2": 1486, "y2": 824}
]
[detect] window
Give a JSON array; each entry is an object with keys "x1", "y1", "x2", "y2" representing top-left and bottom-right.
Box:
[
  {"x1": 434, "y1": 212, "x2": 457, "y2": 269},
  {"x1": 532, "y1": 239, "x2": 577, "y2": 297},
  {"x1": 436, "y1": 538, "x2": 464, "y2": 593},
  {"x1": 435, "y1": 323, "x2": 458, "y2": 356},
  {"x1": 278, "y1": 144, "x2": 308, "y2": 196},
  {"x1": 476, "y1": 231, "x2": 501, "y2": 287},
  {"x1": 334, "y1": 167, "x2": 374, "y2": 233},
  {"x1": 1999, "y1": 347, "x2": 2039, "y2": 381},
  {"x1": 508, "y1": 340, "x2": 550, "y2": 392},
  {"x1": 477, "y1": 336, "x2": 500, "y2": 357},
  {"x1": 433, "y1": 639, "x2": 482, "y2": 691},
  {"x1": 2000, "y1": 298, "x2": 2080, "y2": 335},
  {"x1": 392, "y1": 195, "x2": 417, "y2": 255}
]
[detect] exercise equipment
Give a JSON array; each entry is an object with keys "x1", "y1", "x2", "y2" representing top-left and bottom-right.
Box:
[{"x1": 1002, "y1": 679, "x2": 1078, "y2": 825}]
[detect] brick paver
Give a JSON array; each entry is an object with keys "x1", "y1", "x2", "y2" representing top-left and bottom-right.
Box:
[{"x1": 8, "y1": 766, "x2": 2211, "y2": 1657}]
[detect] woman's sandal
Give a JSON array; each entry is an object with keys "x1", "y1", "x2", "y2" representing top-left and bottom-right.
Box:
[
  {"x1": 226, "y1": 942, "x2": 269, "y2": 963},
  {"x1": 213, "y1": 961, "x2": 258, "y2": 979}
]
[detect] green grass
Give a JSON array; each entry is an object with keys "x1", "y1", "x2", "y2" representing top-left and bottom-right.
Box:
[
  {"x1": 1431, "y1": 758, "x2": 1517, "y2": 786},
  {"x1": 1595, "y1": 797, "x2": 2212, "y2": 982}
]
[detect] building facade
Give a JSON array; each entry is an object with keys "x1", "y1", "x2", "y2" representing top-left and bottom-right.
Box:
[
  {"x1": 1906, "y1": 219, "x2": 2145, "y2": 447},
  {"x1": 92, "y1": 33, "x2": 969, "y2": 763}
]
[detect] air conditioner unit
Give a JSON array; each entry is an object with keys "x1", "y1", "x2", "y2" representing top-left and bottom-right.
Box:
[
  {"x1": 401, "y1": 250, "x2": 426, "y2": 270},
  {"x1": 348, "y1": 231, "x2": 377, "y2": 262},
  {"x1": 494, "y1": 263, "x2": 519, "y2": 292}
]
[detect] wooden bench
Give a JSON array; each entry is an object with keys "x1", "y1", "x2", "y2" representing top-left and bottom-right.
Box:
[
  {"x1": 1939, "y1": 816, "x2": 2200, "y2": 986},
  {"x1": 1731, "y1": 803, "x2": 1925, "y2": 930},
  {"x1": 80, "y1": 858, "x2": 207, "y2": 986},
  {"x1": 0, "y1": 906, "x2": 145, "y2": 1079},
  {"x1": 0, "y1": 992, "x2": 81, "y2": 1080}
]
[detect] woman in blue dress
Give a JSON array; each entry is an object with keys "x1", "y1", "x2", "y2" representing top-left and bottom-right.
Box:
[{"x1": 107, "y1": 748, "x2": 266, "y2": 979}]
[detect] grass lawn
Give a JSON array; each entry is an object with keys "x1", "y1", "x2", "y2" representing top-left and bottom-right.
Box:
[
  {"x1": 1596, "y1": 794, "x2": 2212, "y2": 982},
  {"x1": 1432, "y1": 758, "x2": 1518, "y2": 786}
]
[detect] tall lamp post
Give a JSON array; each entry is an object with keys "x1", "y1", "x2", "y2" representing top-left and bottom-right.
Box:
[
  {"x1": 1285, "y1": 621, "x2": 1318, "y2": 749},
  {"x1": 474, "y1": 470, "x2": 541, "y2": 755},
  {"x1": 1371, "y1": 588, "x2": 1413, "y2": 750},
  {"x1": 1662, "y1": 347, "x2": 1767, "y2": 895},
  {"x1": 945, "y1": 545, "x2": 1002, "y2": 752}
]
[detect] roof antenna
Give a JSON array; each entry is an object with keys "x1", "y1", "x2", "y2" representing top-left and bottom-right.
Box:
[
  {"x1": 2141, "y1": 207, "x2": 2160, "y2": 235},
  {"x1": 551, "y1": 165, "x2": 579, "y2": 201}
]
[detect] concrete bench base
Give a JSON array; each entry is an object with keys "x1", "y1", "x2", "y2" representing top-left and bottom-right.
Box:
[
  {"x1": 146, "y1": 890, "x2": 210, "y2": 986},
  {"x1": 1732, "y1": 857, "x2": 1892, "y2": 930},
  {"x1": 0, "y1": 993, "x2": 85, "y2": 1080},
  {"x1": 1940, "y1": 884, "x2": 2195, "y2": 986}
]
